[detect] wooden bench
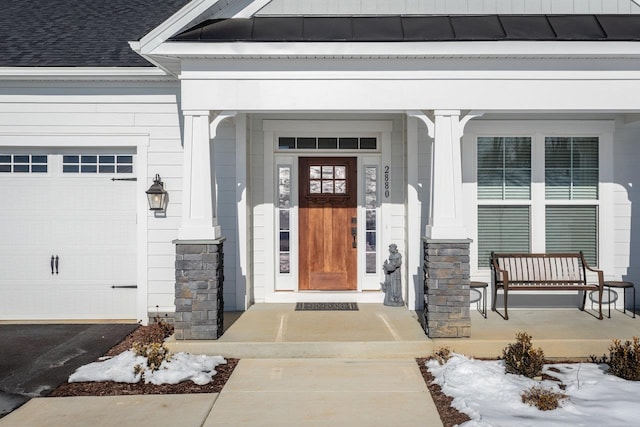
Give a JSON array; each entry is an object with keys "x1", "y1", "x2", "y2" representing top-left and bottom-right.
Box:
[{"x1": 490, "y1": 252, "x2": 604, "y2": 320}]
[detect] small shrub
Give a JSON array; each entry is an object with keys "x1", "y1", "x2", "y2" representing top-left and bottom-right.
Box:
[
  {"x1": 521, "y1": 386, "x2": 567, "y2": 411},
  {"x1": 589, "y1": 354, "x2": 608, "y2": 364},
  {"x1": 502, "y1": 332, "x2": 545, "y2": 378},
  {"x1": 607, "y1": 337, "x2": 640, "y2": 381},
  {"x1": 132, "y1": 342, "x2": 172, "y2": 372},
  {"x1": 433, "y1": 346, "x2": 452, "y2": 365},
  {"x1": 134, "y1": 319, "x2": 174, "y2": 345}
]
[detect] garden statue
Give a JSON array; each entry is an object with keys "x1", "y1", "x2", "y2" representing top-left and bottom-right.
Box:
[{"x1": 382, "y1": 244, "x2": 404, "y2": 307}]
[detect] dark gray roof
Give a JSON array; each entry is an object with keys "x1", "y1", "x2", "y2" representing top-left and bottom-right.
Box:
[
  {"x1": 172, "y1": 15, "x2": 640, "y2": 42},
  {"x1": 0, "y1": 0, "x2": 190, "y2": 67}
]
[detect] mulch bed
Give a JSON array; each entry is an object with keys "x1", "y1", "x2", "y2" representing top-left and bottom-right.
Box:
[
  {"x1": 49, "y1": 323, "x2": 238, "y2": 397},
  {"x1": 416, "y1": 357, "x2": 471, "y2": 427},
  {"x1": 49, "y1": 359, "x2": 238, "y2": 397}
]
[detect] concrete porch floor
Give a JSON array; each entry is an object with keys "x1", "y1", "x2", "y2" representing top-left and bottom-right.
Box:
[{"x1": 166, "y1": 303, "x2": 639, "y2": 359}]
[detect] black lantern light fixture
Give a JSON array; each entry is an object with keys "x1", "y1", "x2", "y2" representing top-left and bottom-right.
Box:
[{"x1": 146, "y1": 174, "x2": 168, "y2": 211}]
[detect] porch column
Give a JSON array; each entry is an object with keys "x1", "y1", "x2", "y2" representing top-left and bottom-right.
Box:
[
  {"x1": 408, "y1": 110, "x2": 481, "y2": 338},
  {"x1": 174, "y1": 110, "x2": 235, "y2": 340}
]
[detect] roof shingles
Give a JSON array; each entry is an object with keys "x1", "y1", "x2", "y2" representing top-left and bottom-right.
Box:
[{"x1": 0, "y1": 0, "x2": 190, "y2": 67}]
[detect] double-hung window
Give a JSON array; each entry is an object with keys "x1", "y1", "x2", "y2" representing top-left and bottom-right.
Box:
[
  {"x1": 545, "y1": 137, "x2": 598, "y2": 265},
  {"x1": 476, "y1": 134, "x2": 599, "y2": 269},
  {"x1": 477, "y1": 137, "x2": 532, "y2": 268}
]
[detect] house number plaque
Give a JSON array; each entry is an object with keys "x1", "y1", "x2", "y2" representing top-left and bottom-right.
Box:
[{"x1": 384, "y1": 165, "x2": 390, "y2": 198}]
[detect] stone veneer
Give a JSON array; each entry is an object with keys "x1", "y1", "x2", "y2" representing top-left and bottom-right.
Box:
[
  {"x1": 422, "y1": 238, "x2": 471, "y2": 338},
  {"x1": 173, "y1": 239, "x2": 225, "y2": 340}
]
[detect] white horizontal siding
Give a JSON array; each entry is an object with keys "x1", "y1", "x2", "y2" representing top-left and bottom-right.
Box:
[
  {"x1": 0, "y1": 80, "x2": 185, "y2": 319},
  {"x1": 257, "y1": 0, "x2": 640, "y2": 14}
]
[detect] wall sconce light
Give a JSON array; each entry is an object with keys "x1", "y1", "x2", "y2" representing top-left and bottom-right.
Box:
[{"x1": 146, "y1": 174, "x2": 168, "y2": 211}]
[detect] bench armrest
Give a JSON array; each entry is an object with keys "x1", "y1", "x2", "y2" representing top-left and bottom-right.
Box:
[
  {"x1": 490, "y1": 255, "x2": 509, "y2": 285},
  {"x1": 583, "y1": 263, "x2": 604, "y2": 288}
]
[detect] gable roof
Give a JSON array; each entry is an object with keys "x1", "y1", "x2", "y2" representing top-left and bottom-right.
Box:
[
  {"x1": 172, "y1": 15, "x2": 640, "y2": 42},
  {"x1": 0, "y1": 0, "x2": 191, "y2": 67}
]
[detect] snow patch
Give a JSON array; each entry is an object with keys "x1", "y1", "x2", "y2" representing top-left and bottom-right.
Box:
[
  {"x1": 427, "y1": 354, "x2": 640, "y2": 427},
  {"x1": 69, "y1": 350, "x2": 226, "y2": 386}
]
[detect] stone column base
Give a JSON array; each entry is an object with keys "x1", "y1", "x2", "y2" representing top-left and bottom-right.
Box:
[
  {"x1": 423, "y1": 238, "x2": 471, "y2": 338},
  {"x1": 173, "y1": 238, "x2": 225, "y2": 340}
]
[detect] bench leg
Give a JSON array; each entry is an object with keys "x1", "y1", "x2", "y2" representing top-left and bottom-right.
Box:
[
  {"x1": 504, "y1": 289, "x2": 509, "y2": 320},
  {"x1": 491, "y1": 284, "x2": 498, "y2": 312},
  {"x1": 597, "y1": 288, "x2": 603, "y2": 320},
  {"x1": 482, "y1": 285, "x2": 487, "y2": 319}
]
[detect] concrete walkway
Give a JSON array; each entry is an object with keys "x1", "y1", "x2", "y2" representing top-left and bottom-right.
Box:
[
  {"x1": 4, "y1": 302, "x2": 633, "y2": 425},
  {"x1": 0, "y1": 358, "x2": 442, "y2": 427}
]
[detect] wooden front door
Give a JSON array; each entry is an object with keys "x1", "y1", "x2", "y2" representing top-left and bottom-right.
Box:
[{"x1": 299, "y1": 157, "x2": 357, "y2": 290}]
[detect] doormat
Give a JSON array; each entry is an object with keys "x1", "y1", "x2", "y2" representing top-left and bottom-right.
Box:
[{"x1": 295, "y1": 302, "x2": 359, "y2": 311}]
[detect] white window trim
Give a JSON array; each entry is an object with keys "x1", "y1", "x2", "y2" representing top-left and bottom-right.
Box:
[{"x1": 463, "y1": 120, "x2": 614, "y2": 282}]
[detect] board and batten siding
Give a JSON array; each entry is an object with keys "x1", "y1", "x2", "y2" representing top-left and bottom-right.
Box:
[
  {"x1": 612, "y1": 125, "x2": 640, "y2": 308},
  {"x1": 212, "y1": 121, "x2": 240, "y2": 311},
  {"x1": 257, "y1": 0, "x2": 640, "y2": 15}
]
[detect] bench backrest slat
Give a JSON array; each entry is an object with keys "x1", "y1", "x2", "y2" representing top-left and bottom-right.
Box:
[{"x1": 491, "y1": 252, "x2": 587, "y2": 285}]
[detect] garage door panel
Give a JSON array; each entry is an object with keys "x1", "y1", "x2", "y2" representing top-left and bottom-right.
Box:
[
  {"x1": 0, "y1": 283, "x2": 136, "y2": 319},
  {"x1": 0, "y1": 180, "x2": 54, "y2": 211},
  {"x1": 0, "y1": 151, "x2": 137, "y2": 320}
]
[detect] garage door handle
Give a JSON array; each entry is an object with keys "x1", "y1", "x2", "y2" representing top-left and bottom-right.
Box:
[
  {"x1": 50, "y1": 256, "x2": 54, "y2": 275},
  {"x1": 55, "y1": 255, "x2": 59, "y2": 274}
]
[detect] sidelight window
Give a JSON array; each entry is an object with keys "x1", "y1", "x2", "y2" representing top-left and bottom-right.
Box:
[
  {"x1": 278, "y1": 165, "x2": 292, "y2": 274},
  {"x1": 365, "y1": 166, "x2": 378, "y2": 274}
]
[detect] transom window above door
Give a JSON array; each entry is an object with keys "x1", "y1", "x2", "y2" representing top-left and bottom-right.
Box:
[{"x1": 278, "y1": 136, "x2": 377, "y2": 150}]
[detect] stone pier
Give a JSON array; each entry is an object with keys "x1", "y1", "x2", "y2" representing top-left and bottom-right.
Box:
[
  {"x1": 422, "y1": 238, "x2": 471, "y2": 338},
  {"x1": 173, "y1": 239, "x2": 225, "y2": 340}
]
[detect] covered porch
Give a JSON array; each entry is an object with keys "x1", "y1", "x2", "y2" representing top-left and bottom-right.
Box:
[
  {"x1": 167, "y1": 303, "x2": 638, "y2": 359},
  {"x1": 139, "y1": 10, "x2": 640, "y2": 340}
]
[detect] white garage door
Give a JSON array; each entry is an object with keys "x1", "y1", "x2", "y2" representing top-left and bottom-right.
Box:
[{"x1": 0, "y1": 151, "x2": 137, "y2": 320}]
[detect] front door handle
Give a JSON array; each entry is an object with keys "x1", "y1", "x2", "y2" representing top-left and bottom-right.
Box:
[{"x1": 351, "y1": 217, "x2": 357, "y2": 248}]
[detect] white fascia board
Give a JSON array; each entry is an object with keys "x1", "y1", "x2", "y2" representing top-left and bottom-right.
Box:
[
  {"x1": 229, "y1": 0, "x2": 272, "y2": 17},
  {"x1": 0, "y1": 67, "x2": 172, "y2": 81},
  {"x1": 179, "y1": 69, "x2": 640, "y2": 81},
  {"x1": 153, "y1": 40, "x2": 640, "y2": 59},
  {"x1": 136, "y1": 0, "x2": 232, "y2": 56}
]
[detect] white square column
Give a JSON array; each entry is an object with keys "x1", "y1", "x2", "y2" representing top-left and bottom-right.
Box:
[
  {"x1": 408, "y1": 110, "x2": 482, "y2": 240},
  {"x1": 428, "y1": 110, "x2": 467, "y2": 239},
  {"x1": 177, "y1": 111, "x2": 219, "y2": 240}
]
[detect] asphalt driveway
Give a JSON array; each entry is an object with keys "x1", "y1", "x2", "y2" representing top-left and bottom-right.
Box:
[{"x1": 0, "y1": 323, "x2": 138, "y2": 417}]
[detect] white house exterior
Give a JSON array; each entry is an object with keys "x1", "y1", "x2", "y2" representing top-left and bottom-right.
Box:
[{"x1": 2, "y1": 0, "x2": 640, "y2": 335}]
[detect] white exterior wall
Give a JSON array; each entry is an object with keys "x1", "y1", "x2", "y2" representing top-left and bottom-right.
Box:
[
  {"x1": 0, "y1": 80, "x2": 184, "y2": 319},
  {"x1": 212, "y1": 120, "x2": 239, "y2": 310},
  {"x1": 257, "y1": 0, "x2": 640, "y2": 15},
  {"x1": 612, "y1": 123, "x2": 640, "y2": 307},
  {"x1": 459, "y1": 116, "x2": 640, "y2": 308}
]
